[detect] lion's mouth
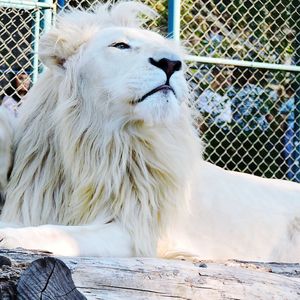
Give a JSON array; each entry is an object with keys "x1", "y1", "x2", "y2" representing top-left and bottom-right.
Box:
[{"x1": 136, "y1": 84, "x2": 175, "y2": 103}]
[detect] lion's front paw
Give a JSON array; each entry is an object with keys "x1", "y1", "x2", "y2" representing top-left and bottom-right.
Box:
[{"x1": 0, "y1": 229, "x2": 24, "y2": 249}]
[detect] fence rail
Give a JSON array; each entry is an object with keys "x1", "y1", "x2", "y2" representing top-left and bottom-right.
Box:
[
  {"x1": 185, "y1": 55, "x2": 300, "y2": 72},
  {"x1": 1, "y1": 0, "x2": 299, "y2": 181}
]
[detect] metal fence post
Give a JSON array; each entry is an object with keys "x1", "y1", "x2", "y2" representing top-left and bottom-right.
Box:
[
  {"x1": 57, "y1": 0, "x2": 64, "y2": 10},
  {"x1": 167, "y1": 0, "x2": 180, "y2": 41},
  {"x1": 292, "y1": 0, "x2": 300, "y2": 182},
  {"x1": 32, "y1": 0, "x2": 53, "y2": 83},
  {"x1": 294, "y1": 73, "x2": 300, "y2": 182},
  {"x1": 32, "y1": 8, "x2": 41, "y2": 83}
]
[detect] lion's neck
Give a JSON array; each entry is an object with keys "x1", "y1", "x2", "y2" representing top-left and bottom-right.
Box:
[
  {"x1": 63, "y1": 117, "x2": 201, "y2": 256},
  {"x1": 2, "y1": 75, "x2": 201, "y2": 255}
]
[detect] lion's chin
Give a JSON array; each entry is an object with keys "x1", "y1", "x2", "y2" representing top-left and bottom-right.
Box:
[{"x1": 133, "y1": 92, "x2": 180, "y2": 126}]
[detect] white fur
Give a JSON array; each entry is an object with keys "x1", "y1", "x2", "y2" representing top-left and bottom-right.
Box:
[
  {"x1": 0, "y1": 107, "x2": 14, "y2": 200},
  {"x1": 0, "y1": 2, "x2": 300, "y2": 262},
  {"x1": 0, "y1": 2, "x2": 197, "y2": 257},
  {"x1": 160, "y1": 161, "x2": 300, "y2": 262}
]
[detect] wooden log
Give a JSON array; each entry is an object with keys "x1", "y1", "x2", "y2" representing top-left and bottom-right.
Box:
[
  {"x1": 17, "y1": 257, "x2": 86, "y2": 300},
  {"x1": 1, "y1": 248, "x2": 300, "y2": 299}
]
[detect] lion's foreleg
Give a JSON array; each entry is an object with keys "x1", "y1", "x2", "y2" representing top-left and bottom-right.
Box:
[{"x1": 0, "y1": 222, "x2": 133, "y2": 256}]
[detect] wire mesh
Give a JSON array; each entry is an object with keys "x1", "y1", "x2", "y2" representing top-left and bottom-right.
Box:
[
  {"x1": 1, "y1": 0, "x2": 299, "y2": 181},
  {"x1": 181, "y1": 0, "x2": 300, "y2": 182},
  {"x1": 0, "y1": 3, "x2": 53, "y2": 115}
]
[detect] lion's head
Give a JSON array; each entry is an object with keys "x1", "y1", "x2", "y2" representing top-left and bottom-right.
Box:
[
  {"x1": 39, "y1": 2, "x2": 188, "y2": 126},
  {"x1": 3, "y1": 2, "x2": 201, "y2": 256}
]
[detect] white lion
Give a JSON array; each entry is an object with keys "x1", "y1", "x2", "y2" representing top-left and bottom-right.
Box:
[{"x1": 0, "y1": 2, "x2": 300, "y2": 262}]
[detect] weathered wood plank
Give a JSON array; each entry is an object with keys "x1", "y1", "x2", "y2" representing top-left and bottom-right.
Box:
[
  {"x1": 70, "y1": 257, "x2": 300, "y2": 299},
  {"x1": 1, "y1": 249, "x2": 300, "y2": 299}
]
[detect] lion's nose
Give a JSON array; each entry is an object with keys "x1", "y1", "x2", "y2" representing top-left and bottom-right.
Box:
[{"x1": 149, "y1": 57, "x2": 182, "y2": 79}]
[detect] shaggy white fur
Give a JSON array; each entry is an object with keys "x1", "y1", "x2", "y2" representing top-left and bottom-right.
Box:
[
  {"x1": 0, "y1": 1, "x2": 300, "y2": 262},
  {"x1": 0, "y1": 2, "x2": 199, "y2": 257},
  {"x1": 0, "y1": 108, "x2": 14, "y2": 203}
]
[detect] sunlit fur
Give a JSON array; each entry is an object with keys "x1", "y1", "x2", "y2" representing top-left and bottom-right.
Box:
[{"x1": 0, "y1": 2, "x2": 201, "y2": 256}]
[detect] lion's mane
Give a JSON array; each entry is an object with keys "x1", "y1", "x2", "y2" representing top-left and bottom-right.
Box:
[{"x1": 1, "y1": 2, "x2": 202, "y2": 256}]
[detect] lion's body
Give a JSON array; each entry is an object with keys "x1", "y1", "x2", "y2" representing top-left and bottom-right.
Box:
[
  {"x1": 0, "y1": 2, "x2": 300, "y2": 261},
  {"x1": 161, "y1": 161, "x2": 300, "y2": 262}
]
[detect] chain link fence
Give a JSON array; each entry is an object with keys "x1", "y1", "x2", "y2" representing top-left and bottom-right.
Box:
[
  {"x1": 1, "y1": 0, "x2": 300, "y2": 181},
  {"x1": 0, "y1": 1, "x2": 53, "y2": 115},
  {"x1": 181, "y1": 0, "x2": 300, "y2": 182}
]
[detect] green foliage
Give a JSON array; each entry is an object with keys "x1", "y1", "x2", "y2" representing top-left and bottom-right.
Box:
[{"x1": 180, "y1": 0, "x2": 296, "y2": 65}]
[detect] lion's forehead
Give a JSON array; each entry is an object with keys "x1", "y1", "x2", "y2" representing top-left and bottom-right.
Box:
[{"x1": 89, "y1": 27, "x2": 179, "y2": 52}]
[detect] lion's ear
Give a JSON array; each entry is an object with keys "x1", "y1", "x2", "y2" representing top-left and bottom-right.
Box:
[
  {"x1": 39, "y1": 10, "x2": 97, "y2": 69},
  {"x1": 39, "y1": 30, "x2": 69, "y2": 69},
  {"x1": 107, "y1": 2, "x2": 158, "y2": 27}
]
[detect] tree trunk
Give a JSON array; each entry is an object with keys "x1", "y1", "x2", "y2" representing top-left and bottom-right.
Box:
[{"x1": 1, "y1": 248, "x2": 300, "y2": 299}]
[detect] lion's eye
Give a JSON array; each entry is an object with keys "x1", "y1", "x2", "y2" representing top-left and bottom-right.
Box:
[{"x1": 110, "y1": 42, "x2": 131, "y2": 50}]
